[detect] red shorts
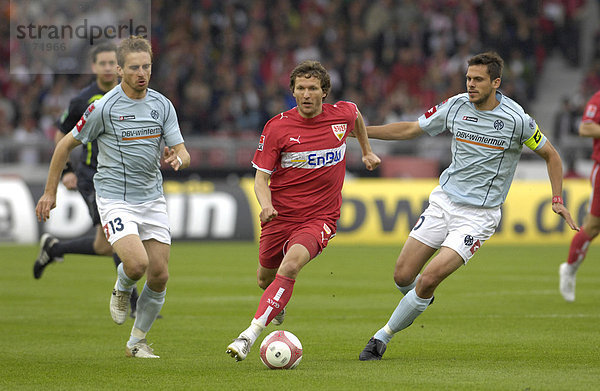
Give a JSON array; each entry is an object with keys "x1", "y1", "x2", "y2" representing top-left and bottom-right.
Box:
[
  {"x1": 589, "y1": 162, "x2": 600, "y2": 217},
  {"x1": 258, "y1": 218, "x2": 336, "y2": 269}
]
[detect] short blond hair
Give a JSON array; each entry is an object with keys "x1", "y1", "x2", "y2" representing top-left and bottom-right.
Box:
[{"x1": 117, "y1": 35, "x2": 153, "y2": 67}]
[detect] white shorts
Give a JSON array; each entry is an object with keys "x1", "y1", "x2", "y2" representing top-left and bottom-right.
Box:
[
  {"x1": 409, "y1": 186, "x2": 501, "y2": 263},
  {"x1": 96, "y1": 195, "x2": 171, "y2": 246}
]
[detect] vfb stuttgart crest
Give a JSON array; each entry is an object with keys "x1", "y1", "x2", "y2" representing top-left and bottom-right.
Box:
[{"x1": 331, "y1": 124, "x2": 347, "y2": 141}]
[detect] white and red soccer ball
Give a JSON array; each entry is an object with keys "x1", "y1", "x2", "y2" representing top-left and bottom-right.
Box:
[{"x1": 259, "y1": 330, "x2": 303, "y2": 369}]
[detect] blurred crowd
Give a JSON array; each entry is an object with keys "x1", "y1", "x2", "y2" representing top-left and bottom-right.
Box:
[{"x1": 0, "y1": 0, "x2": 597, "y2": 165}]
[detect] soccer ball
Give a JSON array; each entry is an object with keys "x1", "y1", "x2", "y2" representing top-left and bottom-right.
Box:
[{"x1": 259, "y1": 330, "x2": 303, "y2": 369}]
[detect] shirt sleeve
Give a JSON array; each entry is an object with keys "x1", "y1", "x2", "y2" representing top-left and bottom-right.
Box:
[
  {"x1": 343, "y1": 100, "x2": 358, "y2": 132},
  {"x1": 582, "y1": 95, "x2": 600, "y2": 123},
  {"x1": 71, "y1": 102, "x2": 103, "y2": 143},
  {"x1": 522, "y1": 114, "x2": 547, "y2": 151},
  {"x1": 342, "y1": 100, "x2": 358, "y2": 121},
  {"x1": 418, "y1": 97, "x2": 453, "y2": 136},
  {"x1": 162, "y1": 99, "x2": 184, "y2": 146},
  {"x1": 252, "y1": 121, "x2": 280, "y2": 174}
]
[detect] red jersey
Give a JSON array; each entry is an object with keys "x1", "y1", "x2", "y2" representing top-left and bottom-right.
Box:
[
  {"x1": 252, "y1": 101, "x2": 358, "y2": 222},
  {"x1": 583, "y1": 90, "x2": 600, "y2": 162}
]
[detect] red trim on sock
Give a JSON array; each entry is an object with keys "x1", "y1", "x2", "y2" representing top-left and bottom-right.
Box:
[
  {"x1": 567, "y1": 227, "x2": 592, "y2": 265},
  {"x1": 254, "y1": 274, "x2": 295, "y2": 326}
]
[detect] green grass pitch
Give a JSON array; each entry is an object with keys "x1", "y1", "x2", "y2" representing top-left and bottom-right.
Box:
[{"x1": 1, "y1": 242, "x2": 599, "y2": 390}]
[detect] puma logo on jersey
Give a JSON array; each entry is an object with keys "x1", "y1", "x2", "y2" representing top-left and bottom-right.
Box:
[{"x1": 289, "y1": 136, "x2": 301, "y2": 144}]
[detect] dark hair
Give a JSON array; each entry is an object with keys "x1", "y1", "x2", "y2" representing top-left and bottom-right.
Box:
[
  {"x1": 467, "y1": 51, "x2": 504, "y2": 81},
  {"x1": 91, "y1": 42, "x2": 117, "y2": 63},
  {"x1": 289, "y1": 60, "x2": 331, "y2": 97},
  {"x1": 116, "y1": 35, "x2": 153, "y2": 67}
]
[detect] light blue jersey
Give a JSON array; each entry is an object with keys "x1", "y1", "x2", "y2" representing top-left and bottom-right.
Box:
[
  {"x1": 418, "y1": 91, "x2": 546, "y2": 208},
  {"x1": 71, "y1": 85, "x2": 184, "y2": 203}
]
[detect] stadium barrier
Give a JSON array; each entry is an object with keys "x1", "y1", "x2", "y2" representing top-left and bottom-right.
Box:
[{"x1": 0, "y1": 177, "x2": 589, "y2": 245}]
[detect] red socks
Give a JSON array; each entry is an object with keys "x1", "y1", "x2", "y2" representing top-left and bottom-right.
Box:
[
  {"x1": 567, "y1": 227, "x2": 593, "y2": 268},
  {"x1": 254, "y1": 274, "x2": 295, "y2": 326}
]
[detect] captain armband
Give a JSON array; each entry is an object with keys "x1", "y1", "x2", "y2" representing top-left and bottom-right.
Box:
[{"x1": 524, "y1": 125, "x2": 544, "y2": 150}]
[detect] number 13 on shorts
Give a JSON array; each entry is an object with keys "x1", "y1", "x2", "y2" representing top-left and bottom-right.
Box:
[{"x1": 103, "y1": 217, "x2": 124, "y2": 239}]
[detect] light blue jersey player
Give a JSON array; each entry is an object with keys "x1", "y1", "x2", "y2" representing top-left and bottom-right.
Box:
[
  {"x1": 36, "y1": 36, "x2": 190, "y2": 359},
  {"x1": 72, "y1": 84, "x2": 183, "y2": 203},
  {"x1": 357, "y1": 51, "x2": 579, "y2": 361},
  {"x1": 419, "y1": 91, "x2": 545, "y2": 208}
]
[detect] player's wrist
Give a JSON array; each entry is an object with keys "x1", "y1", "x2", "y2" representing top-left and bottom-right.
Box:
[{"x1": 552, "y1": 195, "x2": 563, "y2": 205}]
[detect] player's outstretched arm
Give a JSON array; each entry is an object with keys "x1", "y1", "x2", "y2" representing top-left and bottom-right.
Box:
[
  {"x1": 353, "y1": 111, "x2": 381, "y2": 171},
  {"x1": 163, "y1": 143, "x2": 190, "y2": 171},
  {"x1": 534, "y1": 140, "x2": 579, "y2": 231},
  {"x1": 578, "y1": 121, "x2": 600, "y2": 138},
  {"x1": 36, "y1": 133, "x2": 82, "y2": 222},
  {"x1": 366, "y1": 121, "x2": 424, "y2": 140}
]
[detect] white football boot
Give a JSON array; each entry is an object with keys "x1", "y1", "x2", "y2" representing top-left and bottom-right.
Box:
[
  {"x1": 126, "y1": 339, "x2": 159, "y2": 358},
  {"x1": 559, "y1": 262, "x2": 576, "y2": 302},
  {"x1": 110, "y1": 278, "x2": 131, "y2": 324},
  {"x1": 226, "y1": 335, "x2": 253, "y2": 361},
  {"x1": 271, "y1": 307, "x2": 286, "y2": 326}
]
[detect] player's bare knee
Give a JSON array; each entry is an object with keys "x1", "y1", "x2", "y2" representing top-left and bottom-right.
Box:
[
  {"x1": 147, "y1": 268, "x2": 168, "y2": 289},
  {"x1": 124, "y1": 260, "x2": 148, "y2": 280},
  {"x1": 278, "y1": 262, "x2": 302, "y2": 279},
  {"x1": 155, "y1": 271, "x2": 169, "y2": 286},
  {"x1": 128, "y1": 268, "x2": 145, "y2": 281},
  {"x1": 257, "y1": 267, "x2": 277, "y2": 289},
  {"x1": 257, "y1": 276, "x2": 272, "y2": 290},
  {"x1": 416, "y1": 273, "x2": 439, "y2": 296},
  {"x1": 393, "y1": 268, "x2": 417, "y2": 287},
  {"x1": 393, "y1": 275, "x2": 413, "y2": 288}
]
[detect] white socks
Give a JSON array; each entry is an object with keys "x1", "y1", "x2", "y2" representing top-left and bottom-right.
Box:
[
  {"x1": 374, "y1": 289, "x2": 432, "y2": 344},
  {"x1": 395, "y1": 274, "x2": 420, "y2": 295},
  {"x1": 240, "y1": 320, "x2": 265, "y2": 346},
  {"x1": 117, "y1": 263, "x2": 137, "y2": 293},
  {"x1": 128, "y1": 283, "x2": 165, "y2": 347}
]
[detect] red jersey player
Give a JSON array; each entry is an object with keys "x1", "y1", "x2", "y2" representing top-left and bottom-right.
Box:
[
  {"x1": 226, "y1": 60, "x2": 381, "y2": 361},
  {"x1": 560, "y1": 89, "x2": 600, "y2": 302}
]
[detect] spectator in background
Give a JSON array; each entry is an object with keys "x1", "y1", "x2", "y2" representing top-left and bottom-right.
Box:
[
  {"x1": 1, "y1": 1, "x2": 586, "y2": 139},
  {"x1": 13, "y1": 115, "x2": 43, "y2": 165},
  {"x1": 0, "y1": 96, "x2": 15, "y2": 137},
  {"x1": 39, "y1": 76, "x2": 76, "y2": 140}
]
